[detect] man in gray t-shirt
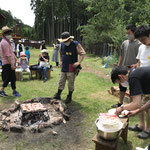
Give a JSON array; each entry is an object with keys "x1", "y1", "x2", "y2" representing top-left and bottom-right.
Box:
[{"x1": 112, "y1": 24, "x2": 141, "y2": 108}]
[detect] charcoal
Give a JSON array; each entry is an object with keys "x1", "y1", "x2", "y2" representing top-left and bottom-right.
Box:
[
  {"x1": 1, "y1": 109, "x2": 10, "y2": 116},
  {"x1": 29, "y1": 126, "x2": 38, "y2": 133},
  {"x1": 2, "y1": 123, "x2": 9, "y2": 131},
  {"x1": 10, "y1": 124, "x2": 24, "y2": 133},
  {"x1": 62, "y1": 113, "x2": 70, "y2": 121}
]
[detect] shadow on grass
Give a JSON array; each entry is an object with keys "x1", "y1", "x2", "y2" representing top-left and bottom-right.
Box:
[{"x1": 118, "y1": 139, "x2": 133, "y2": 150}]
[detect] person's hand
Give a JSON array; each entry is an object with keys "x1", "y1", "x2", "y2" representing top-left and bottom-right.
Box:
[
  {"x1": 128, "y1": 109, "x2": 140, "y2": 117},
  {"x1": 11, "y1": 65, "x2": 16, "y2": 70},
  {"x1": 115, "y1": 107, "x2": 123, "y2": 115},
  {"x1": 130, "y1": 64, "x2": 137, "y2": 68},
  {"x1": 73, "y1": 62, "x2": 80, "y2": 68},
  {"x1": 59, "y1": 62, "x2": 62, "y2": 68}
]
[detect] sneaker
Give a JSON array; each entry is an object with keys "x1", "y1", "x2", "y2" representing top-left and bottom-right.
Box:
[
  {"x1": 128, "y1": 124, "x2": 143, "y2": 132},
  {"x1": 43, "y1": 78, "x2": 47, "y2": 83},
  {"x1": 13, "y1": 91, "x2": 21, "y2": 97},
  {"x1": 136, "y1": 146, "x2": 149, "y2": 150},
  {"x1": 111, "y1": 103, "x2": 122, "y2": 108},
  {"x1": 0, "y1": 91, "x2": 8, "y2": 97}
]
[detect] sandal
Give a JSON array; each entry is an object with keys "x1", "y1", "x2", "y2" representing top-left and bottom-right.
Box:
[
  {"x1": 138, "y1": 130, "x2": 150, "y2": 139},
  {"x1": 128, "y1": 124, "x2": 143, "y2": 132}
]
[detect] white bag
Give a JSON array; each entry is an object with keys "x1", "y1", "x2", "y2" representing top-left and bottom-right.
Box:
[{"x1": 39, "y1": 61, "x2": 50, "y2": 68}]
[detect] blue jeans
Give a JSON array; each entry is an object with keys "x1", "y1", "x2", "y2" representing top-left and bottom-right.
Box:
[{"x1": 38, "y1": 66, "x2": 48, "y2": 79}]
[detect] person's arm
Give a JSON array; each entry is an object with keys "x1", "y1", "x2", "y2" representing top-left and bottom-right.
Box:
[
  {"x1": 41, "y1": 54, "x2": 48, "y2": 62},
  {"x1": 53, "y1": 44, "x2": 56, "y2": 49},
  {"x1": 140, "y1": 100, "x2": 150, "y2": 112},
  {"x1": 128, "y1": 100, "x2": 150, "y2": 117},
  {"x1": 73, "y1": 43, "x2": 86, "y2": 67},
  {"x1": 130, "y1": 60, "x2": 140, "y2": 68},
  {"x1": 116, "y1": 95, "x2": 142, "y2": 114},
  {"x1": 118, "y1": 56, "x2": 122, "y2": 66}
]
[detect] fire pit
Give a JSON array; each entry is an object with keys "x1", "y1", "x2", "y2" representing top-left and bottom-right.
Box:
[{"x1": 0, "y1": 97, "x2": 69, "y2": 133}]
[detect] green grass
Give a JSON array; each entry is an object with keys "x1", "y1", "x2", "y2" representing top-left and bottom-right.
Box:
[{"x1": 0, "y1": 48, "x2": 150, "y2": 150}]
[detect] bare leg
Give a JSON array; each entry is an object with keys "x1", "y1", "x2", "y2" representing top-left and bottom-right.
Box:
[
  {"x1": 138, "y1": 112, "x2": 145, "y2": 129},
  {"x1": 145, "y1": 109, "x2": 150, "y2": 132},
  {"x1": 119, "y1": 91, "x2": 125, "y2": 104}
]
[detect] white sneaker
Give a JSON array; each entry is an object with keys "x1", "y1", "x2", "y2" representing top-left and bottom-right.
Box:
[{"x1": 136, "y1": 146, "x2": 149, "y2": 150}]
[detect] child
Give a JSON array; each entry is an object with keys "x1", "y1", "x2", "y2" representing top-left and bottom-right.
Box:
[
  {"x1": 18, "y1": 52, "x2": 31, "y2": 81},
  {"x1": 25, "y1": 46, "x2": 30, "y2": 62}
]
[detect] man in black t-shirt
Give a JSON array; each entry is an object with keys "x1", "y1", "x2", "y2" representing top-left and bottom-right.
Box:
[{"x1": 111, "y1": 66, "x2": 150, "y2": 138}]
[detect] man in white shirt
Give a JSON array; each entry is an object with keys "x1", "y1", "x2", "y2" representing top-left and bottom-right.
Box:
[{"x1": 128, "y1": 25, "x2": 150, "y2": 139}]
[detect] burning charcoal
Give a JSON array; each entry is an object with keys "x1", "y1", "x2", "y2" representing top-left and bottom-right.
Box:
[
  {"x1": 10, "y1": 124, "x2": 24, "y2": 133},
  {"x1": 1, "y1": 109, "x2": 10, "y2": 116},
  {"x1": 62, "y1": 113, "x2": 70, "y2": 121},
  {"x1": 51, "y1": 117, "x2": 63, "y2": 125}
]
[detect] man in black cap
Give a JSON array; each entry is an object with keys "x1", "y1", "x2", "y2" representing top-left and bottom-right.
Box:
[{"x1": 53, "y1": 32, "x2": 86, "y2": 104}]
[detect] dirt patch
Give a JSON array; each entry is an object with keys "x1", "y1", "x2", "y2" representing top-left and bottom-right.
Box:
[{"x1": 82, "y1": 65, "x2": 110, "y2": 80}]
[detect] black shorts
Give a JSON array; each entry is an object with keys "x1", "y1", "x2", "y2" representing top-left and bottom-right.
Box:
[{"x1": 119, "y1": 84, "x2": 127, "y2": 92}]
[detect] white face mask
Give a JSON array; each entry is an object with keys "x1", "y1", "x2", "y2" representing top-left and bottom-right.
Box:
[
  {"x1": 64, "y1": 41, "x2": 71, "y2": 46},
  {"x1": 5, "y1": 35, "x2": 12, "y2": 40},
  {"x1": 121, "y1": 81, "x2": 129, "y2": 88},
  {"x1": 126, "y1": 34, "x2": 134, "y2": 41}
]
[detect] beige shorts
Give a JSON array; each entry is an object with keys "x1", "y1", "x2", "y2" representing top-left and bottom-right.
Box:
[{"x1": 58, "y1": 72, "x2": 75, "y2": 91}]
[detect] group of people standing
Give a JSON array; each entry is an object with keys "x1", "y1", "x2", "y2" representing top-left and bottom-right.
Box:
[
  {"x1": 0, "y1": 26, "x2": 86, "y2": 105},
  {"x1": 111, "y1": 24, "x2": 150, "y2": 150}
]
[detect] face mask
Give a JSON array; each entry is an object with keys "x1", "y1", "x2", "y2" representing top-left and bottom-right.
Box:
[
  {"x1": 5, "y1": 35, "x2": 12, "y2": 40},
  {"x1": 64, "y1": 41, "x2": 71, "y2": 46},
  {"x1": 126, "y1": 34, "x2": 134, "y2": 41},
  {"x1": 121, "y1": 81, "x2": 129, "y2": 88}
]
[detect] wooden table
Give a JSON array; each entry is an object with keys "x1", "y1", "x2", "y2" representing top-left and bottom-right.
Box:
[{"x1": 92, "y1": 118, "x2": 129, "y2": 150}]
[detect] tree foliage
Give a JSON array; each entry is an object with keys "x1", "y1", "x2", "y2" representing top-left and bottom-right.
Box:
[
  {"x1": 0, "y1": 8, "x2": 36, "y2": 40},
  {"x1": 80, "y1": 0, "x2": 150, "y2": 50},
  {"x1": 30, "y1": 0, "x2": 90, "y2": 44}
]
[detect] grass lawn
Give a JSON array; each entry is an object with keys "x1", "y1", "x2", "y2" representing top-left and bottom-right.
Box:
[{"x1": 0, "y1": 48, "x2": 150, "y2": 150}]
